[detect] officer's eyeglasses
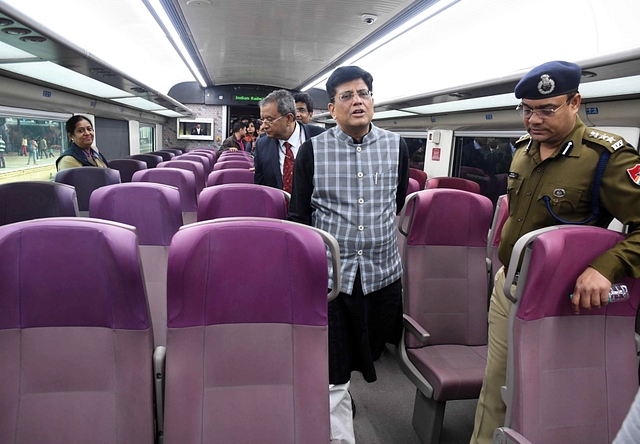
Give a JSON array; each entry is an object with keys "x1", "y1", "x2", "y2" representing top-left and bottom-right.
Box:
[
  {"x1": 296, "y1": 108, "x2": 309, "y2": 114},
  {"x1": 330, "y1": 89, "x2": 373, "y2": 103},
  {"x1": 516, "y1": 99, "x2": 570, "y2": 119},
  {"x1": 261, "y1": 115, "x2": 286, "y2": 125}
]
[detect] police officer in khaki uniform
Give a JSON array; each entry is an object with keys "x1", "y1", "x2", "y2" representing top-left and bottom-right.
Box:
[{"x1": 471, "y1": 60, "x2": 640, "y2": 444}]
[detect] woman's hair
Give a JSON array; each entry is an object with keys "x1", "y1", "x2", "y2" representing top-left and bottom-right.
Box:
[{"x1": 65, "y1": 115, "x2": 92, "y2": 137}]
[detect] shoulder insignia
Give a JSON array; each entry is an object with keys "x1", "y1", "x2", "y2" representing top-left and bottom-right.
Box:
[
  {"x1": 584, "y1": 129, "x2": 627, "y2": 153},
  {"x1": 514, "y1": 134, "x2": 530, "y2": 150},
  {"x1": 628, "y1": 164, "x2": 640, "y2": 186}
]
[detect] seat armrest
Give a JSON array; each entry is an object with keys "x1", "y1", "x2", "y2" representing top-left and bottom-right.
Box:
[
  {"x1": 403, "y1": 314, "x2": 430, "y2": 345},
  {"x1": 153, "y1": 346, "x2": 166, "y2": 443},
  {"x1": 493, "y1": 427, "x2": 532, "y2": 444}
]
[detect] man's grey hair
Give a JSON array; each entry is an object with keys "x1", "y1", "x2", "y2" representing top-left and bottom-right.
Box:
[{"x1": 259, "y1": 89, "x2": 295, "y2": 117}]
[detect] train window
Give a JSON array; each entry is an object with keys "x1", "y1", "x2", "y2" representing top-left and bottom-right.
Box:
[
  {"x1": 453, "y1": 135, "x2": 522, "y2": 206},
  {"x1": 404, "y1": 137, "x2": 427, "y2": 170},
  {"x1": 0, "y1": 115, "x2": 67, "y2": 184},
  {"x1": 139, "y1": 124, "x2": 155, "y2": 153}
]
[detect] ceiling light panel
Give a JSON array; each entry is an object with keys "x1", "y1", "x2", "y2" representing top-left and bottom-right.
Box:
[
  {"x1": 111, "y1": 97, "x2": 166, "y2": 111},
  {"x1": 0, "y1": 61, "x2": 134, "y2": 98},
  {"x1": 0, "y1": 40, "x2": 37, "y2": 61},
  {"x1": 153, "y1": 109, "x2": 187, "y2": 118},
  {"x1": 372, "y1": 110, "x2": 417, "y2": 120},
  {"x1": 404, "y1": 93, "x2": 517, "y2": 115},
  {"x1": 1, "y1": 0, "x2": 195, "y2": 94}
]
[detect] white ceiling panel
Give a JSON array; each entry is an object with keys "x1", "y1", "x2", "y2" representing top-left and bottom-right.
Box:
[{"x1": 177, "y1": 0, "x2": 419, "y2": 88}]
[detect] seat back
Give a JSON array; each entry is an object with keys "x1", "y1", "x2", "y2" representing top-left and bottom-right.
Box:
[
  {"x1": 163, "y1": 218, "x2": 334, "y2": 444},
  {"x1": 0, "y1": 181, "x2": 78, "y2": 225},
  {"x1": 409, "y1": 168, "x2": 427, "y2": 190},
  {"x1": 486, "y1": 194, "x2": 508, "y2": 279},
  {"x1": 427, "y1": 176, "x2": 481, "y2": 194},
  {"x1": 129, "y1": 153, "x2": 164, "y2": 168},
  {"x1": 499, "y1": 226, "x2": 640, "y2": 444},
  {"x1": 396, "y1": 178, "x2": 421, "y2": 260},
  {"x1": 152, "y1": 151, "x2": 175, "y2": 162},
  {"x1": 213, "y1": 159, "x2": 253, "y2": 171},
  {"x1": 177, "y1": 154, "x2": 213, "y2": 175},
  {"x1": 132, "y1": 168, "x2": 198, "y2": 214},
  {"x1": 197, "y1": 184, "x2": 287, "y2": 221},
  {"x1": 108, "y1": 158, "x2": 147, "y2": 183},
  {"x1": 158, "y1": 160, "x2": 206, "y2": 195},
  {"x1": 219, "y1": 151, "x2": 252, "y2": 160},
  {"x1": 90, "y1": 183, "x2": 182, "y2": 347},
  {"x1": 400, "y1": 188, "x2": 492, "y2": 347},
  {"x1": 54, "y1": 167, "x2": 121, "y2": 213},
  {"x1": 0, "y1": 218, "x2": 154, "y2": 444},
  {"x1": 207, "y1": 168, "x2": 255, "y2": 187},
  {"x1": 187, "y1": 150, "x2": 217, "y2": 167},
  {"x1": 90, "y1": 183, "x2": 182, "y2": 246},
  {"x1": 159, "y1": 148, "x2": 183, "y2": 156}
]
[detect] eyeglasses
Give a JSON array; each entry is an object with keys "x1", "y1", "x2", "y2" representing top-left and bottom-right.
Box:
[
  {"x1": 516, "y1": 99, "x2": 570, "y2": 119},
  {"x1": 296, "y1": 108, "x2": 309, "y2": 114},
  {"x1": 261, "y1": 115, "x2": 286, "y2": 125},
  {"x1": 330, "y1": 89, "x2": 373, "y2": 103}
]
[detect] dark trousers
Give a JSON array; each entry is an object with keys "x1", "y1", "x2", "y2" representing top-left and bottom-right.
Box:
[{"x1": 328, "y1": 269, "x2": 403, "y2": 385}]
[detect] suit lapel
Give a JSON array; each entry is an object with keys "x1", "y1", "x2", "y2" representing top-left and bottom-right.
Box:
[{"x1": 269, "y1": 138, "x2": 282, "y2": 188}]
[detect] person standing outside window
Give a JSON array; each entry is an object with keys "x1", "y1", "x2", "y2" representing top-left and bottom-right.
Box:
[{"x1": 288, "y1": 66, "x2": 410, "y2": 443}]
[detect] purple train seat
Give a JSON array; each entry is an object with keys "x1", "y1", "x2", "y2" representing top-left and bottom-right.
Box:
[
  {"x1": 157, "y1": 160, "x2": 206, "y2": 195},
  {"x1": 397, "y1": 188, "x2": 493, "y2": 443},
  {"x1": 54, "y1": 166, "x2": 121, "y2": 214},
  {"x1": 90, "y1": 182, "x2": 182, "y2": 347},
  {"x1": 213, "y1": 159, "x2": 253, "y2": 171},
  {"x1": 396, "y1": 178, "x2": 421, "y2": 260},
  {"x1": 0, "y1": 218, "x2": 154, "y2": 444},
  {"x1": 152, "y1": 151, "x2": 175, "y2": 162},
  {"x1": 132, "y1": 168, "x2": 199, "y2": 225},
  {"x1": 156, "y1": 149, "x2": 182, "y2": 157},
  {"x1": 108, "y1": 158, "x2": 147, "y2": 183},
  {"x1": 487, "y1": 194, "x2": 509, "y2": 291},
  {"x1": 188, "y1": 150, "x2": 217, "y2": 166},
  {"x1": 0, "y1": 181, "x2": 79, "y2": 225},
  {"x1": 206, "y1": 168, "x2": 255, "y2": 187},
  {"x1": 494, "y1": 226, "x2": 640, "y2": 444},
  {"x1": 129, "y1": 153, "x2": 164, "y2": 169},
  {"x1": 427, "y1": 176, "x2": 481, "y2": 194},
  {"x1": 177, "y1": 154, "x2": 213, "y2": 175},
  {"x1": 219, "y1": 150, "x2": 252, "y2": 160},
  {"x1": 89, "y1": 182, "x2": 182, "y2": 247},
  {"x1": 409, "y1": 167, "x2": 427, "y2": 190},
  {"x1": 197, "y1": 183, "x2": 287, "y2": 221},
  {"x1": 162, "y1": 218, "x2": 340, "y2": 443}
]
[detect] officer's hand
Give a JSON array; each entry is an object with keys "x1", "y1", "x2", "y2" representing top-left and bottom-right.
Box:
[
  {"x1": 571, "y1": 267, "x2": 611, "y2": 314},
  {"x1": 229, "y1": 147, "x2": 238, "y2": 152}
]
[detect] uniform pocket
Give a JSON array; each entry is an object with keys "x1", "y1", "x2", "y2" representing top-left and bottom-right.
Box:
[{"x1": 537, "y1": 184, "x2": 584, "y2": 216}]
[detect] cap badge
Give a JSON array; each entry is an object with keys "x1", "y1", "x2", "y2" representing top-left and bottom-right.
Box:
[
  {"x1": 627, "y1": 164, "x2": 640, "y2": 186},
  {"x1": 553, "y1": 188, "x2": 566, "y2": 198},
  {"x1": 537, "y1": 74, "x2": 555, "y2": 95}
]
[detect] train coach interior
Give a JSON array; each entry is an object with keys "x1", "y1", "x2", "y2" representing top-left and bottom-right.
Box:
[{"x1": 1, "y1": 0, "x2": 640, "y2": 443}]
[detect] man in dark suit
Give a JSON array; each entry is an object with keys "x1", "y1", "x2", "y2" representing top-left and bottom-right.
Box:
[
  {"x1": 254, "y1": 90, "x2": 325, "y2": 192},
  {"x1": 191, "y1": 123, "x2": 206, "y2": 135}
]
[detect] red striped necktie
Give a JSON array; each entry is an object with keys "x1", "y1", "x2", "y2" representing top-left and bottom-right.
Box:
[{"x1": 282, "y1": 141, "x2": 294, "y2": 193}]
